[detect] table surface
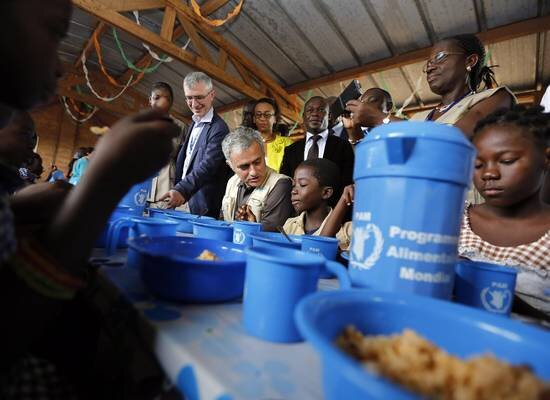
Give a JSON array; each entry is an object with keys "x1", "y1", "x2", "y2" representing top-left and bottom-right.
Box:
[{"x1": 92, "y1": 249, "x2": 339, "y2": 400}]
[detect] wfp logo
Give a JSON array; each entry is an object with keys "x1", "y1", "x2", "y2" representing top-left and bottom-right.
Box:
[
  {"x1": 350, "y1": 223, "x2": 383, "y2": 270},
  {"x1": 233, "y1": 229, "x2": 245, "y2": 244},
  {"x1": 134, "y1": 189, "x2": 148, "y2": 206},
  {"x1": 481, "y1": 287, "x2": 512, "y2": 313}
]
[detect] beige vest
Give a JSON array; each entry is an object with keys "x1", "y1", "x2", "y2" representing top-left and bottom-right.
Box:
[
  {"x1": 222, "y1": 167, "x2": 290, "y2": 222},
  {"x1": 411, "y1": 87, "x2": 516, "y2": 123}
]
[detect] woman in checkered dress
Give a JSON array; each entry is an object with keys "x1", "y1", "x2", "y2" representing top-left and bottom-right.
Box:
[{"x1": 458, "y1": 106, "x2": 550, "y2": 315}]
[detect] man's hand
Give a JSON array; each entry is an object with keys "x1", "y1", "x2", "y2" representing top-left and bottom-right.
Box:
[
  {"x1": 345, "y1": 99, "x2": 384, "y2": 127},
  {"x1": 159, "y1": 189, "x2": 185, "y2": 209},
  {"x1": 235, "y1": 204, "x2": 257, "y2": 222}
]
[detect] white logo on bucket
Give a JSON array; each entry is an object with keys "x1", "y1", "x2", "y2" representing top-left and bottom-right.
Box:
[
  {"x1": 134, "y1": 189, "x2": 148, "y2": 206},
  {"x1": 350, "y1": 223, "x2": 383, "y2": 270},
  {"x1": 481, "y1": 286, "x2": 512, "y2": 313},
  {"x1": 233, "y1": 229, "x2": 245, "y2": 244}
]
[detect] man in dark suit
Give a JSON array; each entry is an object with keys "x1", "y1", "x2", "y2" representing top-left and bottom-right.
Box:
[
  {"x1": 160, "y1": 72, "x2": 230, "y2": 217},
  {"x1": 280, "y1": 96, "x2": 355, "y2": 187}
]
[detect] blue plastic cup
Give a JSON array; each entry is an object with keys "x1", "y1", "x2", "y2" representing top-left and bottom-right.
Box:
[
  {"x1": 301, "y1": 235, "x2": 339, "y2": 278},
  {"x1": 107, "y1": 216, "x2": 180, "y2": 256},
  {"x1": 162, "y1": 213, "x2": 215, "y2": 234},
  {"x1": 232, "y1": 221, "x2": 262, "y2": 246},
  {"x1": 192, "y1": 220, "x2": 233, "y2": 242},
  {"x1": 243, "y1": 247, "x2": 351, "y2": 343},
  {"x1": 119, "y1": 178, "x2": 153, "y2": 214},
  {"x1": 249, "y1": 231, "x2": 302, "y2": 250},
  {"x1": 454, "y1": 260, "x2": 517, "y2": 315},
  {"x1": 96, "y1": 205, "x2": 140, "y2": 248}
]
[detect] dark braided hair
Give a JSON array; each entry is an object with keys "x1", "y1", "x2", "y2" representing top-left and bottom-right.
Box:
[
  {"x1": 448, "y1": 34, "x2": 498, "y2": 91},
  {"x1": 473, "y1": 105, "x2": 550, "y2": 146}
]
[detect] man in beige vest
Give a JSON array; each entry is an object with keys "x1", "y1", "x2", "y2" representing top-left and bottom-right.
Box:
[{"x1": 221, "y1": 127, "x2": 293, "y2": 231}]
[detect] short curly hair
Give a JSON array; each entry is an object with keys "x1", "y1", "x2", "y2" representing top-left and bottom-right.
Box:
[{"x1": 473, "y1": 105, "x2": 550, "y2": 146}]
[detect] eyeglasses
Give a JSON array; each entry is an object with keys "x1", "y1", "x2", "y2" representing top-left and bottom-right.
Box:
[
  {"x1": 185, "y1": 91, "x2": 213, "y2": 102},
  {"x1": 254, "y1": 112, "x2": 274, "y2": 119},
  {"x1": 422, "y1": 51, "x2": 464, "y2": 73}
]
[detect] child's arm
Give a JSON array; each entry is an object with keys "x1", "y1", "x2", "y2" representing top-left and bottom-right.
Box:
[
  {"x1": 320, "y1": 184, "x2": 354, "y2": 237},
  {"x1": 42, "y1": 110, "x2": 179, "y2": 271}
]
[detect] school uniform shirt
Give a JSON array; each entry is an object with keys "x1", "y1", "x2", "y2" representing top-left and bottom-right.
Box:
[{"x1": 283, "y1": 209, "x2": 332, "y2": 236}]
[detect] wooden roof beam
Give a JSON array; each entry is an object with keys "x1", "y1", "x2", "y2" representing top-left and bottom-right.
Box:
[
  {"x1": 73, "y1": 0, "x2": 301, "y2": 121},
  {"x1": 165, "y1": 0, "x2": 301, "y2": 112},
  {"x1": 74, "y1": 21, "x2": 107, "y2": 68},
  {"x1": 286, "y1": 14, "x2": 550, "y2": 94}
]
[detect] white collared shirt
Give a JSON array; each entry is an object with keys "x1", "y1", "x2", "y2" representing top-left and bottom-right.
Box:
[
  {"x1": 182, "y1": 107, "x2": 214, "y2": 177},
  {"x1": 303, "y1": 129, "x2": 329, "y2": 160}
]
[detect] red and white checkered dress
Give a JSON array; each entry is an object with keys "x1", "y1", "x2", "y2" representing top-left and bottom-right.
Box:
[{"x1": 458, "y1": 203, "x2": 550, "y2": 313}]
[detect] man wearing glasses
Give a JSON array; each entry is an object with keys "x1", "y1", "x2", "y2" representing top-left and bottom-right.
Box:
[{"x1": 160, "y1": 72, "x2": 230, "y2": 217}]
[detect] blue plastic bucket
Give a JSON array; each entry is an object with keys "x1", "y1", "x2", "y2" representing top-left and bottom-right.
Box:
[
  {"x1": 249, "y1": 231, "x2": 302, "y2": 250},
  {"x1": 349, "y1": 121, "x2": 475, "y2": 299},
  {"x1": 191, "y1": 220, "x2": 233, "y2": 242},
  {"x1": 232, "y1": 221, "x2": 262, "y2": 246},
  {"x1": 301, "y1": 235, "x2": 339, "y2": 278}
]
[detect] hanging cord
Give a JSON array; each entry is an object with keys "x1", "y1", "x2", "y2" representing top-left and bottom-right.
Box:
[
  {"x1": 190, "y1": 0, "x2": 244, "y2": 27},
  {"x1": 81, "y1": 51, "x2": 134, "y2": 102},
  {"x1": 131, "y1": 11, "x2": 192, "y2": 63},
  {"x1": 60, "y1": 96, "x2": 98, "y2": 123},
  {"x1": 93, "y1": 29, "x2": 148, "y2": 87}
]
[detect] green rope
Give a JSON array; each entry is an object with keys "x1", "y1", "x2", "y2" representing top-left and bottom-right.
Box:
[{"x1": 112, "y1": 27, "x2": 166, "y2": 73}]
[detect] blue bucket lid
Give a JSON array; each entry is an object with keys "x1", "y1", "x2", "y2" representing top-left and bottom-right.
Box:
[{"x1": 354, "y1": 121, "x2": 476, "y2": 186}]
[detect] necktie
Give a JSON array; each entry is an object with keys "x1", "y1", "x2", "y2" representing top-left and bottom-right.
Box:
[{"x1": 307, "y1": 135, "x2": 321, "y2": 160}]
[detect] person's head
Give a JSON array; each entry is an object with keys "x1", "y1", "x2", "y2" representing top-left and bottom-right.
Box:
[
  {"x1": 472, "y1": 105, "x2": 550, "y2": 208},
  {"x1": 0, "y1": 0, "x2": 71, "y2": 116},
  {"x1": 183, "y1": 72, "x2": 215, "y2": 119},
  {"x1": 424, "y1": 34, "x2": 496, "y2": 96},
  {"x1": 291, "y1": 158, "x2": 340, "y2": 214},
  {"x1": 253, "y1": 98, "x2": 279, "y2": 135},
  {"x1": 360, "y1": 88, "x2": 394, "y2": 114},
  {"x1": 0, "y1": 110, "x2": 37, "y2": 168},
  {"x1": 303, "y1": 96, "x2": 329, "y2": 134},
  {"x1": 241, "y1": 99, "x2": 256, "y2": 128},
  {"x1": 222, "y1": 127, "x2": 267, "y2": 188},
  {"x1": 149, "y1": 81, "x2": 174, "y2": 113},
  {"x1": 27, "y1": 152, "x2": 44, "y2": 178}
]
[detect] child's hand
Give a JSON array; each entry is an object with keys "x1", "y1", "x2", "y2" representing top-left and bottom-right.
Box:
[
  {"x1": 91, "y1": 110, "x2": 179, "y2": 186},
  {"x1": 339, "y1": 184, "x2": 355, "y2": 207},
  {"x1": 235, "y1": 205, "x2": 257, "y2": 222}
]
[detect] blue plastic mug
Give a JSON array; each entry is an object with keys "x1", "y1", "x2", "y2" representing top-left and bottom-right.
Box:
[
  {"x1": 249, "y1": 231, "x2": 302, "y2": 250},
  {"x1": 301, "y1": 235, "x2": 339, "y2": 278},
  {"x1": 232, "y1": 221, "x2": 262, "y2": 246},
  {"x1": 96, "y1": 205, "x2": 141, "y2": 248},
  {"x1": 107, "y1": 216, "x2": 180, "y2": 256},
  {"x1": 243, "y1": 247, "x2": 351, "y2": 343},
  {"x1": 454, "y1": 260, "x2": 517, "y2": 315},
  {"x1": 162, "y1": 213, "x2": 215, "y2": 234},
  {"x1": 192, "y1": 220, "x2": 233, "y2": 242},
  {"x1": 119, "y1": 178, "x2": 153, "y2": 214}
]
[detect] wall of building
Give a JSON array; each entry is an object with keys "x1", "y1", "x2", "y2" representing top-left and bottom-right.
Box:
[{"x1": 30, "y1": 102, "x2": 115, "y2": 181}]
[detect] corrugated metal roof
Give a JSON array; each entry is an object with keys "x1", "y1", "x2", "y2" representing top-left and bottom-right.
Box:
[{"x1": 63, "y1": 0, "x2": 550, "y2": 129}]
